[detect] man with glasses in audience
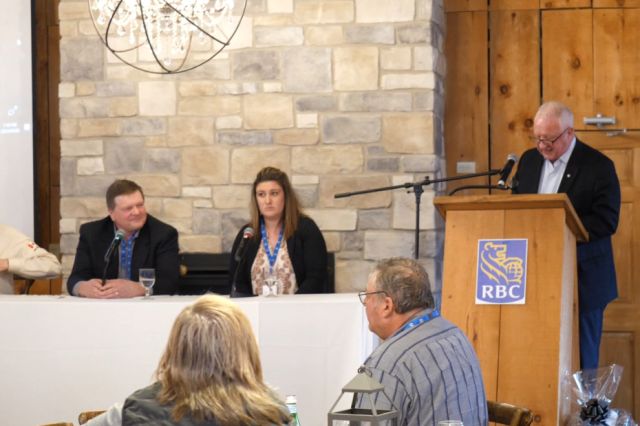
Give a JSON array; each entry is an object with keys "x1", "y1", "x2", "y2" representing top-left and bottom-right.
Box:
[
  {"x1": 357, "y1": 258, "x2": 487, "y2": 425},
  {"x1": 513, "y1": 100, "x2": 621, "y2": 370}
]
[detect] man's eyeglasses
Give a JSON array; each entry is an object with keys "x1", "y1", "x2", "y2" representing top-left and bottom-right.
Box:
[
  {"x1": 529, "y1": 127, "x2": 570, "y2": 146},
  {"x1": 358, "y1": 290, "x2": 387, "y2": 305}
]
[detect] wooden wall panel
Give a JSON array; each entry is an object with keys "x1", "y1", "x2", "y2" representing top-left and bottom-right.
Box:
[
  {"x1": 542, "y1": 9, "x2": 594, "y2": 130},
  {"x1": 599, "y1": 332, "x2": 636, "y2": 418},
  {"x1": 444, "y1": 0, "x2": 487, "y2": 12},
  {"x1": 594, "y1": 9, "x2": 640, "y2": 130},
  {"x1": 595, "y1": 0, "x2": 640, "y2": 7},
  {"x1": 489, "y1": 10, "x2": 540, "y2": 182},
  {"x1": 490, "y1": 0, "x2": 539, "y2": 9},
  {"x1": 541, "y1": 0, "x2": 592, "y2": 8},
  {"x1": 444, "y1": 11, "x2": 489, "y2": 194}
]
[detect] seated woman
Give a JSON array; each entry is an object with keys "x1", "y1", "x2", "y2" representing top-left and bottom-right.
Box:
[
  {"x1": 229, "y1": 166, "x2": 328, "y2": 296},
  {"x1": 86, "y1": 295, "x2": 291, "y2": 425}
]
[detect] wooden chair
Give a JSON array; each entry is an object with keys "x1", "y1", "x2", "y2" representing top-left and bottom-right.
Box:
[
  {"x1": 78, "y1": 410, "x2": 106, "y2": 424},
  {"x1": 488, "y1": 400, "x2": 534, "y2": 426}
]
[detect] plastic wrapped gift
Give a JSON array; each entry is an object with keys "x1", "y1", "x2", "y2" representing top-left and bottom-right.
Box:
[{"x1": 566, "y1": 364, "x2": 636, "y2": 426}]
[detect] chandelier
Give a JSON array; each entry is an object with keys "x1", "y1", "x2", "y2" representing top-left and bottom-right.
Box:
[{"x1": 89, "y1": 0, "x2": 246, "y2": 74}]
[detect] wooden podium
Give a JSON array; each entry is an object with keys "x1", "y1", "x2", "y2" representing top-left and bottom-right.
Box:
[{"x1": 434, "y1": 194, "x2": 587, "y2": 425}]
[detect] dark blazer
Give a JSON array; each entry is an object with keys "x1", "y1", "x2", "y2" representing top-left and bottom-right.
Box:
[
  {"x1": 513, "y1": 139, "x2": 621, "y2": 310},
  {"x1": 67, "y1": 215, "x2": 180, "y2": 295},
  {"x1": 228, "y1": 215, "x2": 328, "y2": 295}
]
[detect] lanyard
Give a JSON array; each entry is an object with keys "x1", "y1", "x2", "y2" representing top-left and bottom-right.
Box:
[
  {"x1": 260, "y1": 221, "x2": 284, "y2": 273},
  {"x1": 398, "y1": 309, "x2": 440, "y2": 334}
]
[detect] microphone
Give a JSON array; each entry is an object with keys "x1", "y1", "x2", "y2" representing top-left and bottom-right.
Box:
[
  {"x1": 497, "y1": 154, "x2": 518, "y2": 187},
  {"x1": 234, "y1": 227, "x2": 255, "y2": 262},
  {"x1": 104, "y1": 230, "x2": 125, "y2": 262},
  {"x1": 102, "y1": 230, "x2": 125, "y2": 285}
]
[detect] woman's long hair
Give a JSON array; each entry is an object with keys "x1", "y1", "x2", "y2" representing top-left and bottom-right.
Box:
[
  {"x1": 155, "y1": 295, "x2": 290, "y2": 425},
  {"x1": 249, "y1": 166, "x2": 302, "y2": 240}
]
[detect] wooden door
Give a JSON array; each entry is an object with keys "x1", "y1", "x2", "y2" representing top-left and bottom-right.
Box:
[{"x1": 541, "y1": 7, "x2": 640, "y2": 419}]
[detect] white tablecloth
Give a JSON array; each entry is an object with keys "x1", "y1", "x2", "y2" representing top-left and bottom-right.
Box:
[{"x1": 0, "y1": 293, "x2": 375, "y2": 426}]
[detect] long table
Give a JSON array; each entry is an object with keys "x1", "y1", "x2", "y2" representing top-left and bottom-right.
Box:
[{"x1": 0, "y1": 294, "x2": 375, "y2": 426}]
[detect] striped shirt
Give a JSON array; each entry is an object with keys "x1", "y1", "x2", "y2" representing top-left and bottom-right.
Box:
[{"x1": 359, "y1": 309, "x2": 487, "y2": 425}]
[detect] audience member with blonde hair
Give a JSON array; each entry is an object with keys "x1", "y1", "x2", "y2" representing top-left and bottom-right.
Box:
[{"x1": 85, "y1": 295, "x2": 291, "y2": 425}]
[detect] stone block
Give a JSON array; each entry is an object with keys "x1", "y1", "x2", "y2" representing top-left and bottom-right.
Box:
[
  {"x1": 182, "y1": 146, "x2": 230, "y2": 185},
  {"x1": 343, "y1": 231, "x2": 364, "y2": 251},
  {"x1": 335, "y1": 260, "x2": 375, "y2": 293},
  {"x1": 292, "y1": 146, "x2": 363, "y2": 174},
  {"x1": 364, "y1": 230, "x2": 415, "y2": 260},
  {"x1": 143, "y1": 148, "x2": 180, "y2": 173},
  {"x1": 60, "y1": 234, "x2": 79, "y2": 255},
  {"x1": 182, "y1": 187, "x2": 212, "y2": 198},
  {"x1": 60, "y1": 158, "x2": 76, "y2": 196},
  {"x1": 414, "y1": 91, "x2": 434, "y2": 111},
  {"x1": 355, "y1": 0, "x2": 414, "y2": 23},
  {"x1": 244, "y1": 94, "x2": 294, "y2": 130},
  {"x1": 397, "y1": 24, "x2": 429, "y2": 44},
  {"x1": 391, "y1": 175, "x2": 436, "y2": 230},
  {"x1": 414, "y1": 46, "x2": 431, "y2": 71},
  {"x1": 367, "y1": 157, "x2": 400, "y2": 172},
  {"x1": 212, "y1": 185, "x2": 251, "y2": 209},
  {"x1": 95, "y1": 81, "x2": 136, "y2": 97},
  {"x1": 77, "y1": 119, "x2": 119, "y2": 137},
  {"x1": 263, "y1": 82, "x2": 283, "y2": 93},
  {"x1": 139, "y1": 82, "x2": 176, "y2": 116},
  {"x1": 77, "y1": 157, "x2": 104, "y2": 175},
  {"x1": 60, "y1": 21, "x2": 78, "y2": 38},
  {"x1": 232, "y1": 50, "x2": 280, "y2": 80},
  {"x1": 61, "y1": 139, "x2": 103, "y2": 157},
  {"x1": 318, "y1": 175, "x2": 391, "y2": 208},
  {"x1": 76, "y1": 81, "x2": 96, "y2": 96},
  {"x1": 292, "y1": 175, "x2": 319, "y2": 185},
  {"x1": 193, "y1": 200, "x2": 213, "y2": 208},
  {"x1": 305, "y1": 208, "x2": 357, "y2": 231},
  {"x1": 168, "y1": 117, "x2": 215, "y2": 146},
  {"x1": 178, "y1": 96, "x2": 242, "y2": 116},
  {"x1": 121, "y1": 118, "x2": 166, "y2": 136},
  {"x1": 294, "y1": 185, "x2": 318, "y2": 207},
  {"x1": 296, "y1": 113, "x2": 317, "y2": 129},
  {"x1": 216, "y1": 82, "x2": 259, "y2": 95},
  {"x1": 381, "y1": 47, "x2": 412, "y2": 70},
  {"x1": 274, "y1": 129, "x2": 319, "y2": 146},
  {"x1": 109, "y1": 98, "x2": 138, "y2": 117},
  {"x1": 323, "y1": 232, "x2": 341, "y2": 253},
  {"x1": 254, "y1": 15, "x2": 294, "y2": 26},
  {"x1": 59, "y1": 218, "x2": 77, "y2": 234},
  {"x1": 179, "y1": 81, "x2": 217, "y2": 96},
  {"x1": 60, "y1": 119, "x2": 78, "y2": 138},
  {"x1": 59, "y1": 83, "x2": 75, "y2": 98},
  {"x1": 255, "y1": 26, "x2": 304, "y2": 47},
  {"x1": 73, "y1": 176, "x2": 115, "y2": 196},
  {"x1": 334, "y1": 46, "x2": 378, "y2": 91},
  {"x1": 381, "y1": 73, "x2": 435, "y2": 90},
  {"x1": 221, "y1": 210, "x2": 251, "y2": 251},
  {"x1": 192, "y1": 208, "x2": 222, "y2": 234},
  {"x1": 267, "y1": 0, "x2": 293, "y2": 13},
  {"x1": 59, "y1": 98, "x2": 108, "y2": 118},
  {"x1": 283, "y1": 48, "x2": 332, "y2": 93},
  {"x1": 401, "y1": 154, "x2": 439, "y2": 173},
  {"x1": 59, "y1": 2, "x2": 90, "y2": 20},
  {"x1": 294, "y1": 1, "x2": 354, "y2": 24},
  {"x1": 382, "y1": 113, "x2": 434, "y2": 154},
  {"x1": 216, "y1": 116, "x2": 243, "y2": 129},
  {"x1": 345, "y1": 25, "x2": 395, "y2": 44},
  {"x1": 60, "y1": 38, "x2": 103, "y2": 81},
  {"x1": 131, "y1": 175, "x2": 181, "y2": 197},
  {"x1": 60, "y1": 197, "x2": 106, "y2": 219},
  {"x1": 180, "y1": 235, "x2": 222, "y2": 253},
  {"x1": 339, "y1": 92, "x2": 412, "y2": 112},
  {"x1": 217, "y1": 131, "x2": 273, "y2": 145},
  {"x1": 163, "y1": 198, "x2": 193, "y2": 219},
  {"x1": 104, "y1": 138, "x2": 145, "y2": 173},
  {"x1": 231, "y1": 147, "x2": 290, "y2": 183},
  {"x1": 322, "y1": 115, "x2": 380, "y2": 144},
  {"x1": 358, "y1": 209, "x2": 391, "y2": 230},
  {"x1": 295, "y1": 95, "x2": 337, "y2": 112},
  {"x1": 304, "y1": 26, "x2": 343, "y2": 45}
]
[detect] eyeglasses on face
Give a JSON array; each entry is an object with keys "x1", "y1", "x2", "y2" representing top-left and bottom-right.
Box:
[
  {"x1": 529, "y1": 127, "x2": 570, "y2": 146},
  {"x1": 358, "y1": 290, "x2": 387, "y2": 305}
]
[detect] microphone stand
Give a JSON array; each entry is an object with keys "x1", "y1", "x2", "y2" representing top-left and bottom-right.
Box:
[
  {"x1": 230, "y1": 250, "x2": 256, "y2": 298},
  {"x1": 334, "y1": 170, "x2": 501, "y2": 259}
]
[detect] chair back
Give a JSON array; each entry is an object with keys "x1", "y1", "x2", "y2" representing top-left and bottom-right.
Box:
[
  {"x1": 487, "y1": 400, "x2": 534, "y2": 426},
  {"x1": 78, "y1": 410, "x2": 106, "y2": 424}
]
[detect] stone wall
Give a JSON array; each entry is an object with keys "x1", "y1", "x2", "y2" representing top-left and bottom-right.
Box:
[{"x1": 58, "y1": 0, "x2": 446, "y2": 294}]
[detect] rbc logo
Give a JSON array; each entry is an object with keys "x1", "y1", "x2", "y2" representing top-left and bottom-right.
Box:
[{"x1": 475, "y1": 239, "x2": 528, "y2": 304}]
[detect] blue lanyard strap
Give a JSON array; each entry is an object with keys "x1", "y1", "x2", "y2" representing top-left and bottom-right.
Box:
[
  {"x1": 398, "y1": 309, "x2": 440, "y2": 334},
  {"x1": 260, "y1": 221, "x2": 284, "y2": 272}
]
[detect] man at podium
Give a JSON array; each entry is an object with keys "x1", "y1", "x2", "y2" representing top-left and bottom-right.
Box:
[{"x1": 512, "y1": 101, "x2": 621, "y2": 370}]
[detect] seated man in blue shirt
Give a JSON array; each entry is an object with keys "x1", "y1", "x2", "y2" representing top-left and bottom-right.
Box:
[
  {"x1": 67, "y1": 179, "x2": 179, "y2": 298},
  {"x1": 358, "y1": 257, "x2": 487, "y2": 425}
]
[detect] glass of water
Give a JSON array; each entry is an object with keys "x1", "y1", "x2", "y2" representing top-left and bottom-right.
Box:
[
  {"x1": 139, "y1": 268, "x2": 156, "y2": 299},
  {"x1": 438, "y1": 421, "x2": 463, "y2": 426}
]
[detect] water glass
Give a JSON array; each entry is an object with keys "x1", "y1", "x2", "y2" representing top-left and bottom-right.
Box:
[
  {"x1": 438, "y1": 421, "x2": 463, "y2": 426},
  {"x1": 139, "y1": 268, "x2": 156, "y2": 299}
]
